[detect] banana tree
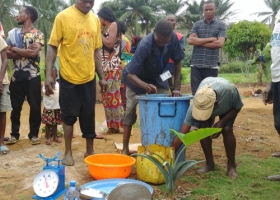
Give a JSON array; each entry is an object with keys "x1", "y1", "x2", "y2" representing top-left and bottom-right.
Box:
[{"x1": 131, "y1": 127, "x2": 221, "y2": 199}]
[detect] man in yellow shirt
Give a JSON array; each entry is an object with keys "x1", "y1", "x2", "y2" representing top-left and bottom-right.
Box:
[{"x1": 45, "y1": 0, "x2": 107, "y2": 166}]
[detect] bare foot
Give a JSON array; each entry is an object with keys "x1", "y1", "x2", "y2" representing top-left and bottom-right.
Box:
[
  {"x1": 62, "y1": 153, "x2": 74, "y2": 166},
  {"x1": 197, "y1": 164, "x2": 215, "y2": 174},
  {"x1": 227, "y1": 166, "x2": 238, "y2": 178},
  {"x1": 121, "y1": 147, "x2": 130, "y2": 155},
  {"x1": 84, "y1": 151, "x2": 94, "y2": 158}
]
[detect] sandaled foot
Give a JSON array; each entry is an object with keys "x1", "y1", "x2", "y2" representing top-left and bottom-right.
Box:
[
  {"x1": 6, "y1": 136, "x2": 18, "y2": 145},
  {"x1": 45, "y1": 139, "x2": 52, "y2": 145},
  {"x1": 95, "y1": 133, "x2": 104, "y2": 139},
  {"x1": 30, "y1": 137, "x2": 40, "y2": 145},
  {"x1": 62, "y1": 153, "x2": 74, "y2": 166},
  {"x1": 271, "y1": 152, "x2": 280, "y2": 158},
  {"x1": 197, "y1": 164, "x2": 215, "y2": 174},
  {"x1": 0, "y1": 145, "x2": 10, "y2": 154},
  {"x1": 53, "y1": 137, "x2": 62, "y2": 143}
]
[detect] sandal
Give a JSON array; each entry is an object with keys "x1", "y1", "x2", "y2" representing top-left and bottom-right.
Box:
[
  {"x1": 6, "y1": 136, "x2": 18, "y2": 145},
  {"x1": 95, "y1": 133, "x2": 104, "y2": 139},
  {"x1": 4, "y1": 137, "x2": 9, "y2": 141},
  {"x1": 53, "y1": 138, "x2": 62, "y2": 143},
  {"x1": 0, "y1": 145, "x2": 10, "y2": 154},
  {"x1": 30, "y1": 137, "x2": 41, "y2": 145},
  {"x1": 45, "y1": 139, "x2": 52, "y2": 145}
]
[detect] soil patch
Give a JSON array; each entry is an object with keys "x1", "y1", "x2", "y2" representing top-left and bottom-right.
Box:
[{"x1": 0, "y1": 83, "x2": 277, "y2": 200}]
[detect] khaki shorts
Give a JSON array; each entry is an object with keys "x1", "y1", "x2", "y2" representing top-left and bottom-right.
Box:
[
  {"x1": 0, "y1": 84, "x2": 12, "y2": 112},
  {"x1": 123, "y1": 86, "x2": 168, "y2": 126}
]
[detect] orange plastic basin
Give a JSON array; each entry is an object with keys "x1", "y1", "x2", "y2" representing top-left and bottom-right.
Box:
[{"x1": 84, "y1": 154, "x2": 136, "y2": 180}]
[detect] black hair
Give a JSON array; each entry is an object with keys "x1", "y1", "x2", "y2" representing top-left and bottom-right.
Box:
[
  {"x1": 154, "y1": 19, "x2": 173, "y2": 37},
  {"x1": 204, "y1": 0, "x2": 216, "y2": 7},
  {"x1": 118, "y1": 21, "x2": 126, "y2": 34},
  {"x1": 97, "y1": 6, "x2": 117, "y2": 22},
  {"x1": 23, "y1": 6, "x2": 38, "y2": 23}
]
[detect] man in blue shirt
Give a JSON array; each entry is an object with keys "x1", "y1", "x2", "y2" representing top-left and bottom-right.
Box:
[
  {"x1": 172, "y1": 77, "x2": 243, "y2": 178},
  {"x1": 121, "y1": 19, "x2": 185, "y2": 155}
]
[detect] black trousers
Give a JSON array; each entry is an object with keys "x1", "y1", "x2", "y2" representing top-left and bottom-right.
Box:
[{"x1": 9, "y1": 76, "x2": 41, "y2": 140}]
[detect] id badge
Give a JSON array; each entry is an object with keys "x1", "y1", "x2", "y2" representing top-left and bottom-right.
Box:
[{"x1": 160, "y1": 70, "x2": 172, "y2": 81}]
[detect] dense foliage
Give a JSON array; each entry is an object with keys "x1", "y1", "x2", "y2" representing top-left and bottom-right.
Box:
[{"x1": 224, "y1": 20, "x2": 272, "y2": 60}]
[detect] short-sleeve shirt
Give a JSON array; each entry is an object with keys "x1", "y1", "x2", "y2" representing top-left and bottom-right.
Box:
[
  {"x1": 189, "y1": 19, "x2": 226, "y2": 68},
  {"x1": 123, "y1": 32, "x2": 185, "y2": 94},
  {"x1": 48, "y1": 5, "x2": 102, "y2": 84},
  {"x1": 270, "y1": 11, "x2": 280, "y2": 83},
  {"x1": 6, "y1": 28, "x2": 44, "y2": 82},
  {"x1": 0, "y1": 37, "x2": 8, "y2": 84},
  {"x1": 184, "y1": 77, "x2": 243, "y2": 126}
]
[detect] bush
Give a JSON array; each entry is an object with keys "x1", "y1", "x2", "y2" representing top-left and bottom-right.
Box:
[{"x1": 219, "y1": 61, "x2": 256, "y2": 74}]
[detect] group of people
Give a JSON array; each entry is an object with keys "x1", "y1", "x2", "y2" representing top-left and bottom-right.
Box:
[{"x1": 0, "y1": 0, "x2": 280, "y2": 182}]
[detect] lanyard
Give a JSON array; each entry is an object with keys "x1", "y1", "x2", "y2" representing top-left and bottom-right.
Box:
[{"x1": 157, "y1": 56, "x2": 164, "y2": 69}]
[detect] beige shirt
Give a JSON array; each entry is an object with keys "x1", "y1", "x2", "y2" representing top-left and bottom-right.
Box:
[{"x1": 0, "y1": 36, "x2": 8, "y2": 84}]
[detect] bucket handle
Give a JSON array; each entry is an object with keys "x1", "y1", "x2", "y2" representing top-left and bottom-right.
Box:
[{"x1": 158, "y1": 102, "x2": 177, "y2": 117}]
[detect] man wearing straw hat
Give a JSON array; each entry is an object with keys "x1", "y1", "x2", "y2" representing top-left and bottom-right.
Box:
[{"x1": 172, "y1": 77, "x2": 243, "y2": 178}]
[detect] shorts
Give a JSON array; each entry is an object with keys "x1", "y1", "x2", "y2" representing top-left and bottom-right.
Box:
[
  {"x1": 123, "y1": 86, "x2": 168, "y2": 126},
  {"x1": 59, "y1": 76, "x2": 96, "y2": 139},
  {"x1": 42, "y1": 108, "x2": 62, "y2": 125},
  {"x1": 0, "y1": 84, "x2": 12, "y2": 112}
]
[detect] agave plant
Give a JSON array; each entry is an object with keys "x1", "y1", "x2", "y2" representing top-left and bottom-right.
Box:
[{"x1": 131, "y1": 127, "x2": 221, "y2": 199}]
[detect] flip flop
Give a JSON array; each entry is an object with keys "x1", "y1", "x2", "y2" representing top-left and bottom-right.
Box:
[
  {"x1": 4, "y1": 137, "x2": 9, "y2": 141},
  {"x1": 0, "y1": 145, "x2": 10, "y2": 155},
  {"x1": 45, "y1": 139, "x2": 52, "y2": 145},
  {"x1": 95, "y1": 134, "x2": 104, "y2": 139},
  {"x1": 271, "y1": 152, "x2": 280, "y2": 158},
  {"x1": 6, "y1": 136, "x2": 18, "y2": 145},
  {"x1": 30, "y1": 137, "x2": 41, "y2": 145},
  {"x1": 53, "y1": 138, "x2": 62, "y2": 143}
]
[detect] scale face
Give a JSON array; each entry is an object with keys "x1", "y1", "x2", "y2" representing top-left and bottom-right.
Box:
[
  {"x1": 32, "y1": 152, "x2": 65, "y2": 200},
  {"x1": 33, "y1": 169, "x2": 59, "y2": 197}
]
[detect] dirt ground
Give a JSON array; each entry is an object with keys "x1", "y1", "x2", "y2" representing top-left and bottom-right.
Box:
[{"x1": 0, "y1": 83, "x2": 278, "y2": 200}]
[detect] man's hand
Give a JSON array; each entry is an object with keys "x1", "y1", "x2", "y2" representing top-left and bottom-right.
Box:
[
  {"x1": 145, "y1": 84, "x2": 157, "y2": 94},
  {"x1": 171, "y1": 90, "x2": 181, "y2": 97},
  {"x1": 99, "y1": 79, "x2": 108, "y2": 94},
  {"x1": 262, "y1": 82, "x2": 273, "y2": 105},
  {"x1": 44, "y1": 76, "x2": 55, "y2": 96}
]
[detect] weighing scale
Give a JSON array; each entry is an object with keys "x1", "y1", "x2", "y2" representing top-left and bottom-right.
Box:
[{"x1": 32, "y1": 152, "x2": 66, "y2": 200}]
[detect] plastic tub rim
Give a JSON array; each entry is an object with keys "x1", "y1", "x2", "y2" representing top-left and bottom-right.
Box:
[
  {"x1": 136, "y1": 94, "x2": 193, "y2": 101},
  {"x1": 84, "y1": 154, "x2": 136, "y2": 168}
]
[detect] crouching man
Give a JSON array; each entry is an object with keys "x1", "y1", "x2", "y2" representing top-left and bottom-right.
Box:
[{"x1": 172, "y1": 77, "x2": 243, "y2": 178}]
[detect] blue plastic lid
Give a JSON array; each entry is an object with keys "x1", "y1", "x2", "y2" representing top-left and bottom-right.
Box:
[
  {"x1": 136, "y1": 94, "x2": 193, "y2": 101},
  {"x1": 70, "y1": 181, "x2": 76, "y2": 187}
]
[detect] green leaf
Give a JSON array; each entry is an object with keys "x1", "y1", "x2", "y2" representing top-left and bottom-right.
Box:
[
  {"x1": 174, "y1": 160, "x2": 202, "y2": 181},
  {"x1": 170, "y1": 128, "x2": 222, "y2": 147},
  {"x1": 131, "y1": 153, "x2": 169, "y2": 183}
]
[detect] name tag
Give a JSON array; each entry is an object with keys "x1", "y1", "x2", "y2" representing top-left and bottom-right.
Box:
[{"x1": 160, "y1": 70, "x2": 172, "y2": 81}]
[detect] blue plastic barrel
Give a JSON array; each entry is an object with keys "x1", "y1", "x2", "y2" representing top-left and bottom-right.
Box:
[{"x1": 136, "y1": 94, "x2": 193, "y2": 161}]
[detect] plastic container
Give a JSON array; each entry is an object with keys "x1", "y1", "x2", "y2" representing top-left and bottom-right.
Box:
[
  {"x1": 136, "y1": 94, "x2": 192, "y2": 161},
  {"x1": 84, "y1": 154, "x2": 136, "y2": 180},
  {"x1": 64, "y1": 180, "x2": 80, "y2": 200}
]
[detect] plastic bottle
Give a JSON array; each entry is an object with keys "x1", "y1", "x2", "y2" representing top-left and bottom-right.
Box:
[{"x1": 64, "y1": 180, "x2": 80, "y2": 200}]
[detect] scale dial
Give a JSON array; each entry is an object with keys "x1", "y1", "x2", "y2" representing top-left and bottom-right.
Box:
[{"x1": 33, "y1": 169, "x2": 59, "y2": 197}]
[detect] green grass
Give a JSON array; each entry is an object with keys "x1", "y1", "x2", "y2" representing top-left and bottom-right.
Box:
[
  {"x1": 181, "y1": 67, "x2": 270, "y2": 85},
  {"x1": 177, "y1": 153, "x2": 280, "y2": 200}
]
